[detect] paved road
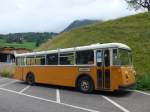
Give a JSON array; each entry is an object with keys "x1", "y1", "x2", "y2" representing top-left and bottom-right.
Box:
[{"x1": 0, "y1": 77, "x2": 149, "y2": 112}]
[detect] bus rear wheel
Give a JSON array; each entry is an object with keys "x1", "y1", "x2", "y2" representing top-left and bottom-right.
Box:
[
  {"x1": 26, "y1": 73, "x2": 35, "y2": 85},
  {"x1": 77, "y1": 76, "x2": 94, "y2": 93}
]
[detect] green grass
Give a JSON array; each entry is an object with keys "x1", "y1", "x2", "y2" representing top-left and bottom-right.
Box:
[
  {"x1": 0, "y1": 39, "x2": 36, "y2": 49},
  {"x1": 37, "y1": 12, "x2": 150, "y2": 91}
]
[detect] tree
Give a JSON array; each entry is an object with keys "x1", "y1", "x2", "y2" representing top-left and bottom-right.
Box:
[
  {"x1": 36, "y1": 40, "x2": 40, "y2": 47},
  {"x1": 126, "y1": 0, "x2": 150, "y2": 11}
]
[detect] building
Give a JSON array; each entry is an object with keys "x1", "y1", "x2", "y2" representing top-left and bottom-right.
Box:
[
  {"x1": 0, "y1": 47, "x2": 31, "y2": 63},
  {"x1": 0, "y1": 47, "x2": 31, "y2": 75}
]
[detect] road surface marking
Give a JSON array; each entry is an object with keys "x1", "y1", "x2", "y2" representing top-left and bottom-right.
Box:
[
  {"x1": 19, "y1": 85, "x2": 30, "y2": 93},
  {"x1": 124, "y1": 89, "x2": 150, "y2": 96},
  {"x1": 132, "y1": 90, "x2": 150, "y2": 96},
  {"x1": 102, "y1": 96, "x2": 130, "y2": 112},
  {"x1": 0, "y1": 80, "x2": 18, "y2": 87},
  {"x1": 0, "y1": 87, "x2": 99, "y2": 112},
  {"x1": 56, "y1": 89, "x2": 61, "y2": 103}
]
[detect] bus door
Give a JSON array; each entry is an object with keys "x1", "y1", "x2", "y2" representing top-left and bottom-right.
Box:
[{"x1": 96, "y1": 49, "x2": 111, "y2": 90}]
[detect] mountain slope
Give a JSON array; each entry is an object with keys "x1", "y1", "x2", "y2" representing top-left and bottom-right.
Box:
[
  {"x1": 37, "y1": 12, "x2": 150, "y2": 90},
  {"x1": 64, "y1": 20, "x2": 99, "y2": 31}
]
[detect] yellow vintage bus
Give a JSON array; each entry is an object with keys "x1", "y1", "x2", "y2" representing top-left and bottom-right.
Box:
[{"x1": 14, "y1": 43, "x2": 136, "y2": 93}]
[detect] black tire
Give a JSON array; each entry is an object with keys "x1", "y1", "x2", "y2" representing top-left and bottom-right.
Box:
[
  {"x1": 26, "y1": 73, "x2": 35, "y2": 85},
  {"x1": 77, "y1": 76, "x2": 94, "y2": 93}
]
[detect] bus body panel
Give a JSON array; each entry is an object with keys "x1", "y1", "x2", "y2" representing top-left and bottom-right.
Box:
[
  {"x1": 120, "y1": 66, "x2": 135, "y2": 87},
  {"x1": 15, "y1": 67, "x2": 23, "y2": 80},
  {"x1": 16, "y1": 66, "x2": 98, "y2": 88},
  {"x1": 111, "y1": 66, "x2": 135, "y2": 91},
  {"x1": 14, "y1": 65, "x2": 135, "y2": 91},
  {"x1": 111, "y1": 66, "x2": 122, "y2": 90}
]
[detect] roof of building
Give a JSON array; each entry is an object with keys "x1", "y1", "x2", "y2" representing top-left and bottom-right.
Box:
[
  {"x1": 15, "y1": 43, "x2": 131, "y2": 57},
  {"x1": 0, "y1": 47, "x2": 31, "y2": 54}
]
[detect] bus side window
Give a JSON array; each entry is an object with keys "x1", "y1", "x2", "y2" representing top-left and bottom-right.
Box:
[
  {"x1": 26, "y1": 57, "x2": 31, "y2": 65},
  {"x1": 40, "y1": 56, "x2": 45, "y2": 65},
  {"x1": 59, "y1": 53, "x2": 75, "y2": 65},
  {"x1": 97, "y1": 50, "x2": 102, "y2": 67},
  {"x1": 35, "y1": 56, "x2": 45, "y2": 65},
  {"x1": 21, "y1": 57, "x2": 25, "y2": 65},
  {"x1": 30, "y1": 57, "x2": 35, "y2": 65},
  {"x1": 104, "y1": 50, "x2": 110, "y2": 67},
  {"x1": 113, "y1": 49, "x2": 119, "y2": 65},
  {"x1": 76, "y1": 50, "x2": 94, "y2": 65},
  {"x1": 46, "y1": 54, "x2": 58, "y2": 65}
]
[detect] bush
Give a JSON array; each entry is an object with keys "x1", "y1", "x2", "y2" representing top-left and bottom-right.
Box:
[
  {"x1": 1, "y1": 70, "x2": 14, "y2": 78},
  {"x1": 136, "y1": 74, "x2": 150, "y2": 91}
]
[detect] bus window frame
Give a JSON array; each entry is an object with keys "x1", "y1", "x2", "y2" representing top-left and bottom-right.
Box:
[
  {"x1": 35, "y1": 55, "x2": 46, "y2": 65},
  {"x1": 20, "y1": 55, "x2": 46, "y2": 66},
  {"x1": 46, "y1": 53, "x2": 58, "y2": 65},
  {"x1": 119, "y1": 48, "x2": 132, "y2": 66},
  {"x1": 112, "y1": 48, "x2": 120, "y2": 66},
  {"x1": 75, "y1": 50, "x2": 95, "y2": 66},
  {"x1": 112, "y1": 48, "x2": 132, "y2": 67},
  {"x1": 96, "y1": 49, "x2": 103, "y2": 67},
  {"x1": 15, "y1": 49, "x2": 96, "y2": 67},
  {"x1": 15, "y1": 49, "x2": 115, "y2": 67},
  {"x1": 59, "y1": 52, "x2": 75, "y2": 65},
  {"x1": 26, "y1": 56, "x2": 34, "y2": 66}
]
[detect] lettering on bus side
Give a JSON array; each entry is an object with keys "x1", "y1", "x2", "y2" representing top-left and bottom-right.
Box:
[{"x1": 79, "y1": 67, "x2": 90, "y2": 72}]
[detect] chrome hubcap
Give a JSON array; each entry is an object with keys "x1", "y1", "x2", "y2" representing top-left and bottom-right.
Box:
[{"x1": 81, "y1": 80, "x2": 89, "y2": 91}]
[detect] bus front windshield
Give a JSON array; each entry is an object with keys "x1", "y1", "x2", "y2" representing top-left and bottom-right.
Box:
[{"x1": 113, "y1": 49, "x2": 132, "y2": 66}]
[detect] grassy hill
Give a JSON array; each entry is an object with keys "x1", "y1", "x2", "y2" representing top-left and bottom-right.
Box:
[
  {"x1": 37, "y1": 12, "x2": 150, "y2": 90},
  {"x1": 64, "y1": 19, "x2": 99, "y2": 31}
]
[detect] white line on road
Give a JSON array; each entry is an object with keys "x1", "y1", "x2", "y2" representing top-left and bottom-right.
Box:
[
  {"x1": 0, "y1": 80, "x2": 18, "y2": 87},
  {"x1": 102, "y1": 96, "x2": 130, "y2": 112},
  {"x1": 19, "y1": 85, "x2": 30, "y2": 93},
  {"x1": 132, "y1": 90, "x2": 150, "y2": 96},
  {"x1": 123, "y1": 89, "x2": 150, "y2": 96},
  {"x1": 0, "y1": 87, "x2": 99, "y2": 112},
  {"x1": 56, "y1": 89, "x2": 61, "y2": 103}
]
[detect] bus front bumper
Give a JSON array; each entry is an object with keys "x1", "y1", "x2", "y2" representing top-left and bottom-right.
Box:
[{"x1": 119, "y1": 83, "x2": 136, "y2": 90}]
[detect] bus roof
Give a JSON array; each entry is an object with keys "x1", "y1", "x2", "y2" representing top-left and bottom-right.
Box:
[{"x1": 15, "y1": 43, "x2": 131, "y2": 57}]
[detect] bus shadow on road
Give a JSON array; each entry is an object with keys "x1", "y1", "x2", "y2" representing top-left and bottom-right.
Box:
[
  {"x1": 37, "y1": 83, "x2": 133, "y2": 97},
  {"x1": 94, "y1": 89, "x2": 133, "y2": 97},
  {"x1": 17, "y1": 81, "x2": 133, "y2": 97},
  {"x1": 32, "y1": 83, "x2": 76, "y2": 91}
]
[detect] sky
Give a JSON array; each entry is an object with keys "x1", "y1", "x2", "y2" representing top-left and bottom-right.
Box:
[{"x1": 0, "y1": 0, "x2": 144, "y2": 34}]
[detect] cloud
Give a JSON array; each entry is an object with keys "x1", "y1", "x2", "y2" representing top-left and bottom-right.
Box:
[{"x1": 0, "y1": 0, "x2": 143, "y2": 34}]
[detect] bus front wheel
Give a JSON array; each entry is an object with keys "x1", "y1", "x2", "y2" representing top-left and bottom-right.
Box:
[
  {"x1": 26, "y1": 73, "x2": 35, "y2": 85},
  {"x1": 77, "y1": 76, "x2": 94, "y2": 93}
]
